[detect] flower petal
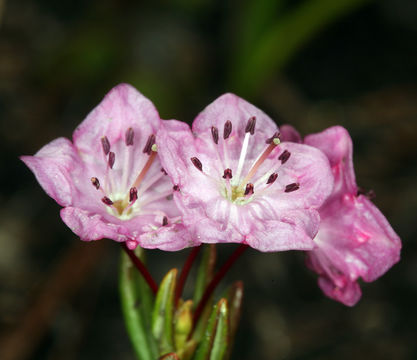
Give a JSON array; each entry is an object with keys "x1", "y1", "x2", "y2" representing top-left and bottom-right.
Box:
[
  {"x1": 279, "y1": 124, "x2": 302, "y2": 143},
  {"x1": 304, "y1": 126, "x2": 356, "y2": 195},
  {"x1": 73, "y1": 83, "x2": 162, "y2": 157},
  {"x1": 246, "y1": 209, "x2": 319, "y2": 252},
  {"x1": 21, "y1": 138, "x2": 82, "y2": 206},
  {"x1": 192, "y1": 93, "x2": 278, "y2": 139},
  {"x1": 61, "y1": 206, "x2": 132, "y2": 242},
  {"x1": 263, "y1": 142, "x2": 334, "y2": 210},
  {"x1": 139, "y1": 222, "x2": 200, "y2": 251}
]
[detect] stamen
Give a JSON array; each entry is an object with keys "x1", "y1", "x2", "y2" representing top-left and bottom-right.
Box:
[
  {"x1": 223, "y1": 168, "x2": 233, "y2": 179},
  {"x1": 223, "y1": 120, "x2": 232, "y2": 139},
  {"x1": 161, "y1": 168, "x2": 168, "y2": 175},
  {"x1": 143, "y1": 134, "x2": 156, "y2": 155},
  {"x1": 125, "y1": 127, "x2": 134, "y2": 146},
  {"x1": 190, "y1": 157, "x2": 203, "y2": 172},
  {"x1": 173, "y1": 185, "x2": 180, "y2": 191},
  {"x1": 108, "y1": 152, "x2": 115, "y2": 169},
  {"x1": 266, "y1": 132, "x2": 281, "y2": 144},
  {"x1": 244, "y1": 183, "x2": 254, "y2": 196},
  {"x1": 266, "y1": 173, "x2": 278, "y2": 185},
  {"x1": 162, "y1": 216, "x2": 168, "y2": 226},
  {"x1": 102, "y1": 196, "x2": 114, "y2": 206},
  {"x1": 91, "y1": 177, "x2": 100, "y2": 189},
  {"x1": 285, "y1": 183, "x2": 299, "y2": 193},
  {"x1": 278, "y1": 150, "x2": 291, "y2": 164},
  {"x1": 129, "y1": 187, "x2": 138, "y2": 203},
  {"x1": 131, "y1": 147, "x2": 157, "y2": 189},
  {"x1": 238, "y1": 136, "x2": 280, "y2": 188},
  {"x1": 101, "y1": 136, "x2": 111, "y2": 155},
  {"x1": 211, "y1": 126, "x2": 219, "y2": 144},
  {"x1": 245, "y1": 116, "x2": 256, "y2": 135}
]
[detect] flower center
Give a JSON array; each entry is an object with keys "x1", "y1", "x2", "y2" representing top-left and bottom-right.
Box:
[
  {"x1": 190, "y1": 118, "x2": 300, "y2": 205},
  {"x1": 90, "y1": 129, "x2": 163, "y2": 220}
]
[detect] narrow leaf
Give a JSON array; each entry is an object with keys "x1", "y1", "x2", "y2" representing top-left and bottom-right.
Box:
[
  {"x1": 223, "y1": 281, "x2": 243, "y2": 360},
  {"x1": 193, "y1": 299, "x2": 229, "y2": 360},
  {"x1": 159, "y1": 353, "x2": 180, "y2": 360},
  {"x1": 193, "y1": 245, "x2": 216, "y2": 307},
  {"x1": 119, "y1": 249, "x2": 158, "y2": 360},
  {"x1": 152, "y1": 269, "x2": 177, "y2": 355}
]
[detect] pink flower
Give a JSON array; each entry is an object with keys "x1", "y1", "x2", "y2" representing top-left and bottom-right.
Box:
[
  {"x1": 280, "y1": 125, "x2": 401, "y2": 306},
  {"x1": 21, "y1": 84, "x2": 196, "y2": 251},
  {"x1": 156, "y1": 94, "x2": 334, "y2": 252}
]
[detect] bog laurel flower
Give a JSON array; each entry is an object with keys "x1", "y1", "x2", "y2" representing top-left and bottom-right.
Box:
[
  {"x1": 21, "y1": 84, "x2": 195, "y2": 251},
  {"x1": 156, "y1": 94, "x2": 334, "y2": 251},
  {"x1": 280, "y1": 125, "x2": 401, "y2": 305}
]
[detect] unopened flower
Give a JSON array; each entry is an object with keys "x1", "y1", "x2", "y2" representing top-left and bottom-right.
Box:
[
  {"x1": 21, "y1": 84, "x2": 195, "y2": 251},
  {"x1": 157, "y1": 94, "x2": 334, "y2": 251},
  {"x1": 280, "y1": 125, "x2": 401, "y2": 305}
]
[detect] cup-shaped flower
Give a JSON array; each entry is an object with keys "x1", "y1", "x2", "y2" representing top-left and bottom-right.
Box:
[
  {"x1": 21, "y1": 84, "x2": 196, "y2": 251},
  {"x1": 156, "y1": 94, "x2": 334, "y2": 252},
  {"x1": 280, "y1": 125, "x2": 401, "y2": 305}
]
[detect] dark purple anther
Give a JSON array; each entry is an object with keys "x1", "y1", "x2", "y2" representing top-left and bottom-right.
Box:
[
  {"x1": 266, "y1": 132, "x2": 280, "y2": 144},
  {"x1": 223, "y1": 120, "x2": 232, "y2": 139},
  {"x1": 143, "y1": 134, "x2": 156, "y2": 155},
  {"x1": 244, "y1": 183, "x2": 254, "y2": 196},
  {"x1": 101, "y1": 136, "x2": 111, "y2": 155},
  {"x1": 266, "y1": 173, "x2": 278, "y2": 185},
  {"x1": 357, "y1": 187, "x2": 376, "y2": 200},
  {"x1": 162, "y1": 216, "x2": 168, "y2": 226},
  {"x1": 285, "y1": 183, "x2": 299, "y2": 193},
  {"x1": 102, "y1": 196, "x2": 114, "y2": 206},
  {"x1": 161, "y1": 168, "x2": 168, "y2": 175},
  {"x1": 222, "y1": 168, "x2": 233, "y2": 179},
  {"x1": 211, "y1": 126, "x2": 219, "y2": 144},
  {"x1": 108, "y1": 152, "x2": 115, "y2": 169},
  {"x1": 245, "y1": 116, "x2": 256, "y2": 135},
  {"x1": 278, "y1": 150, "x2": 291, "y2": 164},
  {"x1": 191, "y1": 157, "x2": 203, "y2": 171},
  {"x1": 129, "y1": 187, "x2": 138, "y2": 202},
  {"x1": 125, "y1": 127, "x2": 134, "y2": 146},
  {"x1": 91, "y1": 177, "x2": 100, "y2": 189},
  {"x1": 173, "y1": 185, "x2": 180, "y2": 191}
]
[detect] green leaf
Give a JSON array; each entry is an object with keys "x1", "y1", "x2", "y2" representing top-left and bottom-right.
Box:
[
  {"x1": 119, "y1": 249, "x2": 158, "y2": 360},
  {"x1": 193, "y1": 245, "x2": 216, "y2": 307},
  {"x1": 152, "y1": 269, "x2": 177, "y2": 355},
  {"x1": 223, "y1": 282, "x2": 244, "y2": 360},
  {"x1": 159, "y1": 353, "x2": 180, "y2": 360},
  {"x1": 193, "y1": 299, "x2": 229, "y2": 360}
]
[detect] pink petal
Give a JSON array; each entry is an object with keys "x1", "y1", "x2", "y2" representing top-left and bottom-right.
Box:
[
  {"x1": 246, "y1": 209, "x2": 319, "y2": 252},
  {"x1": 192, "y1": 93, "x2": 278, "y2": 139},
  {"x1": 139, "y1": 222, "x2": 200, "y2": 251},
  {"x1": 73, "y1": 83, "x2": 162, "y2": 157},
  {"x1": 316, "y1": 195, "x2": 401, "y2": 284},
  {"x1": 264, "y1": 142, "x2": 334, "y2": 210},
  {"x1": 21, "y1": 138, "x2": 82, "y2": 206},
  {"x1": 60, "y1": 206, "x2": 132, "y2": 242},
  {"x1": 304, "y1": 126, "x2": 356, "y2": 195},
  {"x1": 279, "y1": 124, "x2": 302, "y2": 143}
]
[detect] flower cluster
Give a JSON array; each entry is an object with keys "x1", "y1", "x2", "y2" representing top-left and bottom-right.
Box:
[{"x1": 22, "y1": 83, "x2": 401, "y2": 305}]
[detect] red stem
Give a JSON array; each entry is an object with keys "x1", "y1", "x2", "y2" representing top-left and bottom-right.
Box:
[
  {"x1": 175, "y1": 245, "x2": 202, "y2": 307},
  {"x1": 192, "y1": 244, "x2": 249, "y2": 330},
  {"x1": 121, "y1": 243, "x2": 158, "y2": 295}
]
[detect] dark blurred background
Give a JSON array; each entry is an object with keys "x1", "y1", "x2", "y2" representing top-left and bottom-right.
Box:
[{"x1": 1, "y1": 0, "x2": 417, "y2": 359}]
